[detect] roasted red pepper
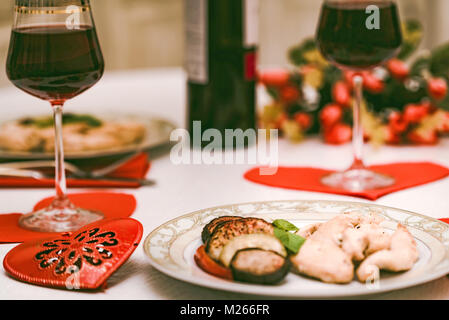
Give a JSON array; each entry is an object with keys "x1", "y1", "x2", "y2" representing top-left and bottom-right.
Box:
[{"x1": 194, "y1": 245, "x2": 233, "y2": 280}]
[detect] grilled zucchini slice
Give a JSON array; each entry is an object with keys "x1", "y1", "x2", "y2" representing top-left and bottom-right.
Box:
[
  {"x1": 231, "y1": 249, "x2": 290, "y2": 285},
  {"x1": 219, "y1": 233, "x2": 287, "y2": 267},
  {"x1": 201, "y1": 216, "x2": 242, "y2": 244},
  {"x1": 206, "y1": 218, "x2": 274, "y2": 261}
]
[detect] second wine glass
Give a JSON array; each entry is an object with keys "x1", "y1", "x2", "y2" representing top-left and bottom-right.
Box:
[{"x1": 316, "y1": 0, "x2": 403, "y2": 191}]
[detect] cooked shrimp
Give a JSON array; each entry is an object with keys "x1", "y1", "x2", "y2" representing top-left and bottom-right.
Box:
[
  {"x1": 291, "y1": 214, "x2": 359, "y2": 283},
  {"x1": 356, "y1": 224, "x2": 418, "y2": 283},
  {"x1": 296, "y1": 223, "x2": 322, "y2": 239},
  {"x1": 342, "y1": 223, "x2": 391, "y2": 261}
]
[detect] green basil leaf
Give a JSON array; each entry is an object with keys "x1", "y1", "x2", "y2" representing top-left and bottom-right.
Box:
[
  {"x1": 274, "y1": 227, "x2": 306, "y2": 254},
  {"x1": 273, "y1": 219, "x2": 299, "y2": 232}
]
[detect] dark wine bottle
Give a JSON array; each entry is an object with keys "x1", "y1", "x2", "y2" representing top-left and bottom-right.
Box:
[{"x1": 185, "y1": 0, "x2": 259, "y2": 148}]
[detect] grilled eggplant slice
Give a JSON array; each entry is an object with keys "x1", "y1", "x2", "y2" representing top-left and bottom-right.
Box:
[
  {"x1": 201, "y1": 216, "x2": 242, "y2": 244},
  {"x1": 219, "y1": 234, "x2": 287, "y2": 267},
  {"x1": 206, "y1": 218, "x2": 274, "y2": 261},
  {"x1": 231, "y1": 249, "x2": 290, "y2": 285}
]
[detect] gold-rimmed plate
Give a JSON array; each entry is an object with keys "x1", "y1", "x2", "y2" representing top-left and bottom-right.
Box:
[{"x1": 144, "y1": 200, "x2": 449, "y2": 298}]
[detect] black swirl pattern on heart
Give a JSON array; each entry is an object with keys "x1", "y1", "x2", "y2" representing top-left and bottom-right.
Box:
[{"x1": 35, "y1": 228, "x2": 118, "y2": 275}]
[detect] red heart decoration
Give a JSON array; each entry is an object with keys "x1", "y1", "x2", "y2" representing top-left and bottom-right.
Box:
[
  {"x1": 0, "y1": 193, "x2": 137, "y2": 244},
  {"x1": 3, "y1": 218, "x2": 143, "y2": 290}
]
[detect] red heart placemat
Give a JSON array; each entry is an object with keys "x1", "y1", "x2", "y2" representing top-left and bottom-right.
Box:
[
  {"x1": 244, "y1": 162, "x2": 449, "y2": 200},
  {"x1": 0, "y1": 153, "x2": 150, "y2": 189},
  {"x1": 3, "y1": 218, "x2": 143, "y2": 290},
  {"x1": 0, "y1": 192, "x2": 136, "y2": 243}
]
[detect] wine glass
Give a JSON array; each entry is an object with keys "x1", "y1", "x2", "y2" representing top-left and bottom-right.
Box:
[
  {"x1": 316, "y1": 0, "x2": 402, "y2": 191},
  {"x1": 6, "y1": 0, "x2": 105, "y2": 232}
]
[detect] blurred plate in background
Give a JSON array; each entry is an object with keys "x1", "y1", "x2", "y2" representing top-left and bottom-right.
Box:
[{"x1": 0, "y1": 113, "x2": 176, "y2": 160}]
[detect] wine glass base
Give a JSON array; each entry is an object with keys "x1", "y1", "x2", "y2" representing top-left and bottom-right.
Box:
[
  {"x1": 19, "y1": 203, "x2": 104, "y2": 233},
  {"x1": 321, "y1": 168, "x2": 395, "y2": 192}
]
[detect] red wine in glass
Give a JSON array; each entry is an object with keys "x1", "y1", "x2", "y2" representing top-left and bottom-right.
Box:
[
  {"x1": 316, "y1": 1, "x2": 402, "y2": 69},
  {"x1": 7, "y1": 25, "x2": 104, "y2": 103},
  {"x1": 6, "y1": 0, "x2": 105, "y2": 232},
  {"x1": 315, "y1": 0, "x2": 402, "y2": 191}
]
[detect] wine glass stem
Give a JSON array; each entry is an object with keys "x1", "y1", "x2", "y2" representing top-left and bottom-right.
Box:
[
  {"x1": 351, "y1": 75, "x2": 365, "y2": 170},
  {"x1": 53, "y1": 104, "x2": 68, "y2": 204}
]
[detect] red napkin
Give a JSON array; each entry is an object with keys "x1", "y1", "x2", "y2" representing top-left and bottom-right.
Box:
[
  {"x1": 244, "y1": 162, "x2": 449, "y2": 200},
  {"x1": 0, "y1": 153, "x2": 150, "y2": 189},
  {"x1": 0, "y1": 192, "x2": 136, "y2": 243}
]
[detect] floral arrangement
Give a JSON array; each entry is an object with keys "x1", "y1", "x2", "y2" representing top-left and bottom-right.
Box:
[{"x1": 259, "y1": 20, "x2": 449, "y2": 145}]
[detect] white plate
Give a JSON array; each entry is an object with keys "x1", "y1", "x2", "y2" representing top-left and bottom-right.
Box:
[
  {"x1": 0, "y1": 114, "x2": 176, "y2": 160},
  {"x1": 143, "y1": 200, "x2": 449, "y2": 298}
]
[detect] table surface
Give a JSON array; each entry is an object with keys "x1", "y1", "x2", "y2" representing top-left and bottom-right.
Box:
[{"x1": 0, "y1": 68, "x2": 448, "y2": 300}]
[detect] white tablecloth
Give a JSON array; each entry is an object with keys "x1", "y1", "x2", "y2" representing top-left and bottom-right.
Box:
[{"x1": 0, "y1": 68, "x2": 448, "y2": 300}]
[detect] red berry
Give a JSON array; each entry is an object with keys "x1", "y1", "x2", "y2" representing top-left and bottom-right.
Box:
[
  {"x1": 362, "y1": 72, "x2": 384, "y2": 93},
  {"x1": 324, "y1": 123, "x2": 352, "y2": 145},
  {"x1": 407, "y1": 130, "x2": 438, "y2": 145},
  {"x1": 275, "y1": 113, "x2": 288, "y2": 128},
  {"x1": 363, "y1": 129, "x2": 371, "y2": 141},
  {"x1": 389, "y1": 111, "x2": 401, "y2": 122},
  {"x1": 332, "y1": 81, "x2": 351, "y2": 107},
  {"x1": 437, "y1": 112, "x2": 449, "y2": 132},
  {"x1": 343, "y1": 70, "x2": 359, "y2": 90},
  {"x1": 280, "y1": 86, "x2": 300, "y2": 103},
  {"x1": 384, "y1": 126, "x2": 400, "y2": 144},
  {"x1": 428, "y1": 78, "x2": 448, "y2": 101},
  {"x1": 259, "y1": 70, "x2": 290, "y2": 87},
  {"x1": 300, "y1": 65, "x2": 316, "y2": 75},
  {"x1": 403, "y1": 104, "x2": 429, "y2": 124},
  {"x1": 320, "y1": 104, "x2": 343, "y2": 127},
  {"x1": 388, "y1": 111, "x2": 408, "y2": 133},
  {"x1": 421, "y1": 100, "x2": 437, "y2": 113},
  {"x1": 387, "y1": 59, "x2": 409, "y2": 80},
  {"x1": 294, "y1": 112, "x2": 312, "y2": 130}
]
